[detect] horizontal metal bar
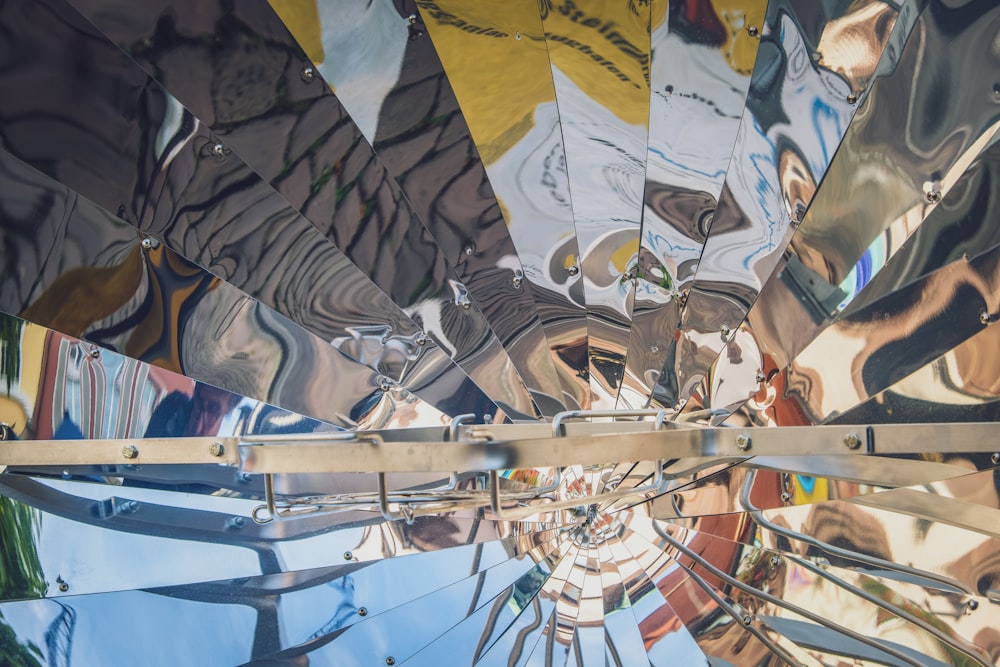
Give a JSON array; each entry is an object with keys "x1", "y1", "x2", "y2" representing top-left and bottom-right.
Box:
[{"x1": 1, "y1": 423, "x2": 998, "y2": 474}]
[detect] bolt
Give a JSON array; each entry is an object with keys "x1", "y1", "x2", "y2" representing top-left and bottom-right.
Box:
[
  {"x1": 209, "y1": 442, "x2": 225, "y2": 457},
  {"x1": 746, "y1": 25, "x2": 759, "y2": 38},
  {"x1": 980, "y1": 310, "x2": 991, "y2": 325},
  {"x1": 847, "y1": 93, "x2": 858, "y2": 105},
  {"x1": 141, "y1": 238, "x2": 153, "y2": 250},
  {"x1": 736, "y1": 434, "x2": 752, "y2": 451},
  {"x1": 237, "y1": 472, "x2": 253, "y2": 484},
  {"x1": 357, "y1": 607, "x2": 368, "y2": 616},
  {"x1": 119, "y1": 500, "x2": 140, "y2": 514},
  {"x1": 770, "y1": 555, "x2": 780, "y2": 566},
  {"x1": 122, "y1": 445, "x2": 138, "y2": 459},
  {"x1": 226, "y1": 516, "x2": 246, "y2": 530},
  {"x1": 211, "y1": 143, "x2": 225, "y2": 159},
  {"x1": 843, "y1": 432, "x2": 862, "y2": 450},
  {"x1": 811, "y1": 51, "x2": 822, "y2": 62},
  {"x1": 567, "y1": 265, "x2": 579, "y2": 277},
  {"x1": 386, "y1": 658, "x2": 396, "y2": 666},
  {"x1": 300, "y1": 65, "x2": 315, "y2": 83},
  {"x1": 991, "y1": 452, "x2": 1000, "y2": 466},
  {"x1": 742, "y1": 614, "x2": 753, "y2": 626},
  {"x1": 344, "y1": 551, "x2": 354, "y2": 561}
]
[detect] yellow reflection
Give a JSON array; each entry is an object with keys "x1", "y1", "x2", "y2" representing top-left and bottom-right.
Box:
[{"x1": 269, "y1": 0, "x2": 326, "y2": 66}]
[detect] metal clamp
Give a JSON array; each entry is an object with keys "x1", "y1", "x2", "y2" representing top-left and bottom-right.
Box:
[{"x1": 488, "y1": 410, "x2": 671, "y2": 520}]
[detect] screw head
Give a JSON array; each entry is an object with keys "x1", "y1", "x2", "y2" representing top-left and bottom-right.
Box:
[
  {"x1": 980, "y1": 310, "x2": 991, "y2": 325},
  {"x1": 344, "y1": 551, "x2": 354, "y2": 561},
  {"x1": 735, "y1": 434, "x2": 752, "y2": 451},
  {"x1": 415, "y1": 333, "x2": 428, "y2": 346},
  {"x1": 300, "y1": 65, "x2": 315, "y2": 83},
  {"x1": 122, "y1": 445, "x2": 138, "y2": 459},
  {"x1": 746, "y1": 25, "x2": 759, "y2": 38},
  {"x1": 770, "y1": 555, "x2": 780, "y2": 566},
  {"x1": 926, "y1": 189, "x2": 942, "y2": 203},
  {"x1": 847, "y1": 93, "x2": 858, "y2": 105},
  {"x1": 843, "y1": 432, "x2": 862, "y2": 450},
  {"x1": 567, "y1": 265, "x2": 579, "y2": 277},
  {"x1": 209, "y1": 442, "x2": 225, "y2": 457},
  {"x1": 780, "y1": 492, "x2": 791, "y2": 503},
  {"x1": 357, "y1": 607, "x2": 368, "y2": 616}
]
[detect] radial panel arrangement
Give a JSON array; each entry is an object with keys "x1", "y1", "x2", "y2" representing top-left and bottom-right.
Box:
[{"x1": 1, "y1": 0, "x2": 1000, "y2": 665}]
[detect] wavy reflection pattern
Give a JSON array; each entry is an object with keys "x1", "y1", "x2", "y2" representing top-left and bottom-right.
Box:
[{"x1": 1, "y1": 0, "x2": 1000, "y2": 664}]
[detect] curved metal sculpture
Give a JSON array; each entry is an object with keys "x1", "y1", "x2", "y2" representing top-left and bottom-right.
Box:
[{"x1": 2, "y1": 0, "x2": 1000, "y2": 664}]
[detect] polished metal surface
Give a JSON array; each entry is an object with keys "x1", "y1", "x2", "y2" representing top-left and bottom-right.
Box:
[
  {"x1": 63, "y1": 0, "x2": 541, "y2": 419},
  {"x1": 538, "y1": 0, "x2": 652, "y2": 408},
  {"x1": 3, "y1": 0, "x2": 1000, "y2": 663}
]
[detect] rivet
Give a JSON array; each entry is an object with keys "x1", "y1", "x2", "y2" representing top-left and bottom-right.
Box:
[
  {"x1": 664, "y1": 84, "x2": 674, "y2": 95},
  {"x1": 720, "y1": 323, "x2": 731, "y2": 338},
  {"x1": 211, "y1": 143, "x2": 226, "y2": 159},
  {"x1": 460, "y1": 300, "x2": 472, "y2": 310},
  {"x1": 515, "y1": 32, "x2": 521, "y2": 40},
  {"x1": 980, "y1": 310, "x2": 991, "y2": 325},
  {"x1": 358, "y1": 607, "x2": 368, "y2": 616},
  {"x1": 141, "y1": 238, "x2": 153, "y2": 250},
  {"x1": 209, "y1": 442, "x2": 225, "y2": 457},
  {"x1": 651, "y1": 345, "x2": 659, "y2": 354},
  {"x1": 407, "y1": 13, "x2": 417, "y2": 24},
  {"x1": 300, "y1": 65, "x2": 315, "y2": 83},
  {"x1": 378, "y1": 377, "x2": 392, "y2": 392},
  {"x1": 769, "y1": 555, "x2": 780, "y2": 566},
  {"x1": 88, "y1": 346, "x2": 101, "y2": 359},
  {"x1": 483, "y1": 414, "x2": 493, "y2": 425},
  {"x1": 742, "y1": 614, "x2": 753, "y2": 625},
  {"x1": 344, "y1": 551, "x2": 354, "y2": 561},
  {"x1": 736, "y1": 434, "x2": 752, "y2": 451},
  {"x1": 56, "y1": 577, "x2": 69, "y2": 593},
  {"x1": 512, "y1": 275, "x2": 523, "y2": 289},
  {"x1": 120, "y1": 500, "x2": 139, "y2": 514},
  {"x1": 780, "y1": 492, "x2": 791, "y2": 503},
  {"x1": 843, "y1": 432, "x2": 862, "y2": 450},
  {"x1": 415, "y1": 333, "x2": 428, "y2": 346},
  {"x1": 755, "y1": 369, "x2": 766, "y2": 384},
  {"x1": 386, "y1": 658, "x2": 396, "y2": 666},
  {"x1": 993, "y1": 83, "x2": 1000, "y2": 102},
  {"x1": 926, "y1": 189, "x2": 942, "y2": 204},
  {"x1": 226, "y1": 516, "x2": 246, "y2": 530},
  {"x1": 968, "y1": 598, "x2": 979, "y2": 611},
  {"x1": 464, "y1": 246, "x2": 474, "y2": 255},
  {"x1": 567, "y1": 265, "x2": 579, "y2": 277},
  {"x1": 991, "y1": 452, "x2": 1000, "y2": 466},
  {"x1": 811, "y1": 51, "x2": 822, "y2": 62},
  {"x1": 847, "y1": 93, "x2": 858, "y2": 105},
  {"x1": 746, "y1": 25, "x2": 759, "y2": 38},
  {"x1": 122, "y1": 445, "x2": 138, "y2": 459}
]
